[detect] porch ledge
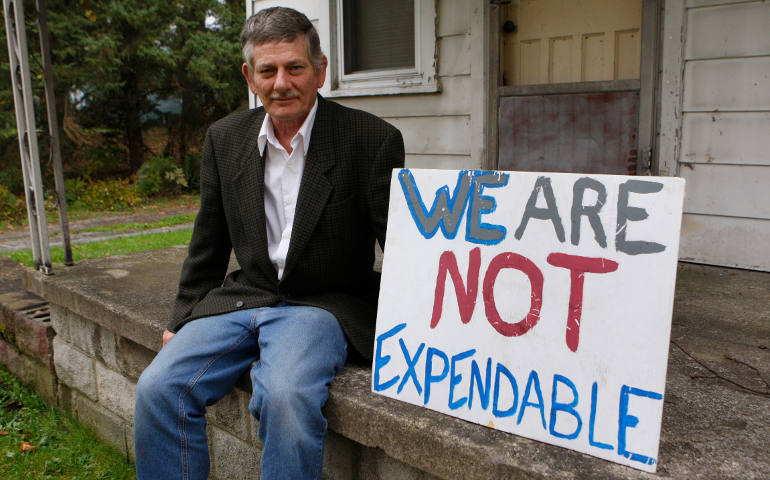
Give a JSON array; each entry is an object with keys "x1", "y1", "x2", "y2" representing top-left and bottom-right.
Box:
[{"x1": 23, "y1": 248, "x2": 770, "y2": 479}]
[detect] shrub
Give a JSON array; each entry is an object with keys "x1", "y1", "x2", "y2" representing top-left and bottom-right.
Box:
[
  {"x1": 0, "y1": 184, "x2": 26, "y2": 224},
  {"x1": 66, "y1": 178, "x2": 144, "y2": 211},
  {"x1": 64, "y1": 177, "x2": 89, "y2": 204},
  {"x1": 137, "y1": 156, "x2": 188, "y2": 197}
]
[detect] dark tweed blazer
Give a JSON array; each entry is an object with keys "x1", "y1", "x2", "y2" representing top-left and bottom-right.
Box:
[{"x1": 168, "y1": 96, "x2": 405, "y2": 361}]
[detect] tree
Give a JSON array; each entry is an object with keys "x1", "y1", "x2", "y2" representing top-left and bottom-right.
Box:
[
  {"x1": 49, "y1": 0, "x2": 177, "y2": 172},
  {"x1": 164, "y1": 0, "x2": 245, "y2": 163},
  {"x1": 45, "y1": 0, "x2": 246, "y2": 174}
]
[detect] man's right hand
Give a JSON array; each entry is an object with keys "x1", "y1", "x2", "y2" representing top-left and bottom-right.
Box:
[{"x1": 162, "y1": 329, "x2": 176, "y2": 347}]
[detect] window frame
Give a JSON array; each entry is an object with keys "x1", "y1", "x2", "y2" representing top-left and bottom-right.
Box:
[{"x1": 328, "y1": 0, "x2": 438, "y2": 97}]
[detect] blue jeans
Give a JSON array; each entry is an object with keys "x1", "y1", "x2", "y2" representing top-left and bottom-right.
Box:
[{"x1": 134, "y1": 305, "x2": 348, "y2": 480}]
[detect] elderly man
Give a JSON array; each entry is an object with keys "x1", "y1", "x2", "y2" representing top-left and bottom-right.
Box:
[{"x1": 134, "y1": 7, "x2": 404, "y2": 480}]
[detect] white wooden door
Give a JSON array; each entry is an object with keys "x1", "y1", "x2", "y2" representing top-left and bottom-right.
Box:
[{"x1": 497, "y1": 0, "x2": 648, "y2": 175}]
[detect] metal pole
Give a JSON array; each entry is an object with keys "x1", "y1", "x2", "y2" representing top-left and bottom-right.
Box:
[
  {"x1": 2, "y1": 0, "x2": 52, "y2": 274},
  {"x1": 36, "y1": 0, "x2": 72, "y2": 265}
]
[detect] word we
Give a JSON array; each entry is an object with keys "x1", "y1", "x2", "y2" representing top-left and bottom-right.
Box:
[{"x1": 399, "y1": 169, "x2": 666, "y2": 255}]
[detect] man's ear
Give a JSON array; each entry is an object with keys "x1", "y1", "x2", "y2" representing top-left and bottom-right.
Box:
[
  {"x1": 316, "y1": 55, "x2": 328, "y2": 89},
  {"x1": 242, "y1": 63, "x2": 257, "y2": 95}
]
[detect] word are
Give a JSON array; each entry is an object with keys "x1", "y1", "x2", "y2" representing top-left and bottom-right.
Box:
[
  {"x1": 432, "y1": 249, "x2": 618, "y2": 351},
  {"x1": 399, "y1": 169, "x2": 666, "y2": 255},
  {"x1": 374, "y1": 324, "x2": 662, "y2": 467}
]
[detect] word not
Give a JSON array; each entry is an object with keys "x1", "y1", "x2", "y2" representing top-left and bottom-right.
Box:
[
  {"x1": 432, "y1": 249, "x2": 618, "y2": 351},
  {"x1": 374, "y1": 324, "x2": 662, "y2": 467},
  {"x1": 399, "y1": 169, "x2": 666, "y2": 255}
]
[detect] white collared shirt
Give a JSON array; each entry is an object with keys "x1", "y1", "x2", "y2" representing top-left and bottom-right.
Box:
[{"x1": 257, "y1": 99, "x2": 318, "y2": 280}]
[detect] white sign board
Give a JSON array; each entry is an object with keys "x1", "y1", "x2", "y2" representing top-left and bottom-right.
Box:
[{"x1": 373, "y1": 169, "x2": 685, "y2": 472}]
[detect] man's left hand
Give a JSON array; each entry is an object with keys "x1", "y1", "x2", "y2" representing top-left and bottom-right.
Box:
[{"x1": 162, "y1": 329, "x2": 176, "y2": 347}]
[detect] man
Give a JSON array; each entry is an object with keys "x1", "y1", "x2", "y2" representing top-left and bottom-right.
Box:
[{"x1": 134, "y1": 7, "x2": 404, "y2": 480}]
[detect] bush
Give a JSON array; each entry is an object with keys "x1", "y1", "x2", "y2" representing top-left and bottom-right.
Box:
[
  {"x1": 136, "y1": 156, "x2": 188, "y2": 197},
  {"x1": 64, "y1": 177, "x2": 89, "y2": 204},
  {"x1": 0, "y1": 184, "x2": 26, "y2": 224},
  {"x1": 65, "y1": 178, "x2": 143, "y2": 211}
]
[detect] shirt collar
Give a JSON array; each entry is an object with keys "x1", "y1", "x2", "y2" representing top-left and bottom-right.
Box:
[{"x1": 257, "y1": 98, "x2": 318, "y2": 156}]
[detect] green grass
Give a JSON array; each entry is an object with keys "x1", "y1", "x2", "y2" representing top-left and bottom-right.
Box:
[
  {"x1": 0, "y1": 367, "x2": 136, "y2": 479},
  {"x1": 76, "y1": 214, "x2": 196, "y2": 234},
  {"x1": 3, "y1": 229, "x2": 192, "y2": 267}
]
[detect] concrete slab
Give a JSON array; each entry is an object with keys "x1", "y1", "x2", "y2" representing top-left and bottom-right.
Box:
[{"x1": 20, "y1": 249, "x2": 770, "y2": 479}]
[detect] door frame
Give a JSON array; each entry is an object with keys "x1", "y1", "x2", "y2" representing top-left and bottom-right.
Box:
[{"x1": 486, "y1": 0, "x2": 662, "y2": 174}]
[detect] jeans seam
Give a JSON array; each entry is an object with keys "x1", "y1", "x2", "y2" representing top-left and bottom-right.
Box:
[{"x1": 177, "y1": 329, "x2": 252, "y2": 480}]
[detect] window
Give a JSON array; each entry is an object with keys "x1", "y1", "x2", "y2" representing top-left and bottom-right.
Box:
[{"x1": 330, "y1": 0, "x2": 437, "y2": 96}]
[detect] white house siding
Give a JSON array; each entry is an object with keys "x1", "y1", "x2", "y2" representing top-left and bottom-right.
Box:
[
  {"x1": 247, "y1": 0, "x2": 484, "y2": 170},
  {"x1": 675, "y1": 0, "x2": 770, "y2": 271}
]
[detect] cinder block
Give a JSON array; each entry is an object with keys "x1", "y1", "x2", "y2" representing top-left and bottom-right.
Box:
[
  {"x1": 69, "y1": 311, "x2": 98, "y2": 356},
  {"x1": 208, "y1": 388, "x2": 251, "y2": 441},
  {"x1": 53, "y1": 337, "x2": 97, "y2": 400},
  {"x1": 95, "y1": 361, "x2": 136, "y2": 421},
  {"x1": 57, "y1": 382, "x2": 75, "y2": 415},
  {"x1": 15, "y1": 314, "x2": 54, "y2": 368},
  {"x1": 0, "y1": 338, "x2": 20, "y2": 373},
  {"x1": 322, "y1": 430, "x2": 355, "y2": 480},
  {"x1": 126, "y1": 421, "x2": 136, "y2": 463},
  {"x1": 19, "y1": 355, "x2": 56, "y2": 404},
  {"x1": 49, "y1": 304, "x2": 70, "y2": 340},
  {"x1": 75, "y1": 394, "x2": 129, "y2": 455},
  {"x1": 210, "y1": 425, "x2": 261, "y2": 480},
  {"x1": 358, "y1": 446, "x2": 440, "y2": 480},
  {"x1": 0, "y1": 342, "x2": 54, "y2": 403},
  {"x1": 0, "y1": 304, "x2": 18, "y2": 340},
  {"x1": 116, "y1": 336, "x2": 156, "y2": 380},
  {"x1": 96, "y1": 327, "x2": 118, "y2": 370}
]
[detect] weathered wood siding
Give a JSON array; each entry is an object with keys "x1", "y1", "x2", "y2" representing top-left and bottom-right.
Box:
[
  {"x1": 676, "y1": 0, "x2": 770, "y2": 271},
  {"x1": 247, "y1": 1, "x2": 483, "y2": 169}
]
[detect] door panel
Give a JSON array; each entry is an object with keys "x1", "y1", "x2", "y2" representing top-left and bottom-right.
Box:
[
  {"x1": 502, "y1": 0, "x2": 642, "y2": 85},
  {"x1": 498, "y1": 91, "x2": 639, "y2": 174}
]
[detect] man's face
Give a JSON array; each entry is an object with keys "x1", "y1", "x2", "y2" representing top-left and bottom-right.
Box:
[{"x1": 242, "y1": 37, "x2": 327, "y2": 127}]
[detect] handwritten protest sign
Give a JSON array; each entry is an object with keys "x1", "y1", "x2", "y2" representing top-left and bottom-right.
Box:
[{"x1": 373, "y1": 169, "x2": 685, "y2": 472}]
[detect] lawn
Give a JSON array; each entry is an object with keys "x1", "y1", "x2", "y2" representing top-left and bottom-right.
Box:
[
  {"x1": 1, "y1": 194, "x2": 198, "y2": 267},
  {"x1": 0, "y1": 367, "x2": 136, "y2": 479},
  {"x1": 3, "y1": 229, "x2": 193, "y2": 267},
  {"x1": 75, "y1": 213, "x2": 195, "y2": 234}
]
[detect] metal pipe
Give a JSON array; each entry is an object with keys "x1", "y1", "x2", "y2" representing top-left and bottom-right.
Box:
[
  {"x1": 36, "y1": 0, "x2": 72, "y2": 265},
  {"x1": 3, "y1": 0, "x2": 52, "y2": 274}
]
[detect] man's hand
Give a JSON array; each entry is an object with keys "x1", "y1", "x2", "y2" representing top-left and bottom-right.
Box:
[{"x1": 162, "y1": 329, "x2": 176, "y2": 347}]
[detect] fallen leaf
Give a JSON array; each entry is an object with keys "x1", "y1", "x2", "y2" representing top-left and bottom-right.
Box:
[
  {"x1": 20, "y1": 442, "x2": 36, "y2": 453},
  {"x1": 0, "y1": 430, "x2": 8, "y2": 436},
  {"x1": 3, "y1": 401, "x2": 21, "y2": 411}
]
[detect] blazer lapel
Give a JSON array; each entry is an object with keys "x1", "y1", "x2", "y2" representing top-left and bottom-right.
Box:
[
  {"x1": 282, "y1": 97, "x2": 335, "y2": 279},
  {"x1": 232, "y1": 109, "x2": 279, "y2": 283}
]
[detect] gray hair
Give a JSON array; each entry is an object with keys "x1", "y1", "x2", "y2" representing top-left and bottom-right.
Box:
[{"x1": 241, "y1": 7, "x2": 324, "y2": 73}]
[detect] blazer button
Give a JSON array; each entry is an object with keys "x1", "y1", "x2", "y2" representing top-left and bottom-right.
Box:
[{"x1": 236, "y1": 300, "x2": 244, "y2": 308}]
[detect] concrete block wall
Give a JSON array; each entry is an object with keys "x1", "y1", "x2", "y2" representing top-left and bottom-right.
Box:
[
  {"x1": 26, "y1": 250, "x2": 766, "y2": 479},
  {"x1": 0, "y1": 297, "x2": 56, "y2": 404},
  {"x1": 49, "y1": 303, "x2": 142, "y2": 457},
  {"x1": 47, "y1": 304, "x2": 436, "y2": 480}
]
